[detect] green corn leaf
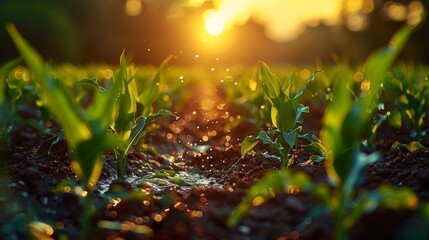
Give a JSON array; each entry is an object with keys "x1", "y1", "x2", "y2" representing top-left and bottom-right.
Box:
[
  {"x1": 73, "y1": 132, "x2": 117, "y2": 190},
  {"x1": 295, "y1": 104, "x2": 309, "y2": 123},
  {"x1": 0, "y1": 58, "x2": 21, "y2": 128},
  {"x1": 76, "y1": 77, "x2": 107, "y2": 93},
  {"x1": 87, "y1": 81, "x2": 119, "y2": 131},
  {"x1": 271, "y1": 97, "x2": 296, "y2": 132},
  {"x1": 6, "y1": 24, "x2": 91, "y2": 147},
  {"x1": 304, "y1": 142, "x2": 329, "y2": 162},
  {"x1": 0, "y1": 58, "x2": 21, "y2": 102},
  {"x1": 114, "y1": 90, "x2": 136, "y2": 138},
  {"x1": 146, "y1": 109, "x2": 175, "y2": 123},
  {"x1": 282, "y1": 128, "x2": 299, "y2": 148},
  {"x1": 371, "y1": 114, "x2": 388, "y2": 136},
  {"x1": 366, "y1": 113, "x2": 388, "y2": 150},
  {"x1": 48, "y1": 130, "x2": 65, "y2": 154},
  {"x1": 309, "y1": 155, "x2": 326, "y2": 163},
  {"x1": 140, "y1": 55, "x2": 174, "y2": 116},
  {"x1": 318, "y1": 23, "x2": 418, "y2": 186},
  {"x1": 116, "y1": 109, "x2": 174, "y2": 179},
  {"x1": 291, "y1": 71, "x2": 318, "y2": 102},
  {"x1": 259, "y1": 61, "x2": 282, "y2": 99},
  {"x1": 7, "y1": 24, "x2": 116, "y2": 190},
  {"x1": 320, "y1": 66, "x2": 353, "y2": 185},
  {"x1": 282, "y1": 71, "x2": 294, "y2": 96},
  {"x1": 124, "y1": 109, "x2": 174, "y2": 157},
  {"x1": 387, "y1": 109, "x2": 402, "y2": 129},
  {"x1": 123, "y1": 116, "x2": 147, "y2": 157},
  {"x1": 389, "y1": 141, "x2": 428, "y2": 154},
  {"x1": 139, "y1": 81, "x2": 159, "y2": 116},
  {"x1": 227, "y1": 170, "x2": 313, "y2": 227},
  {"x1": 347, "y1": 186, "x2": 418, "y2": 230},
  {"x1": 112, "y1": 52, "x2": 137, "y2": 138},
  {"x1": 299, "y1": 133, "x2": 321, "y2": 143},
  {"x1": 362, "y1": 22, "x2": 420, "y2": 115},
  {"x1": 342, "y1": 152, "x2": 380, "y2": 199},
  {"x1": 383, "y1": 77, "x2": 402, "y2": 96},
  {"x1": 241, "y1": 135, "x2": 260, "y2": 158},
  {"x1": 5, "y1": 24, "x2": 45, "y2": 84},
  {"x1": 256, "y1": 131, "x2": 273, "y2": 144},
  {"x1": 117, "y1": 50, "x2": 128, "y2": 93}
]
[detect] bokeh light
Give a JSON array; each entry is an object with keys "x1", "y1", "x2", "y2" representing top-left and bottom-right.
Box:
[{"x1": 125, "y1": 0, "x2": 143, "y2": 16}]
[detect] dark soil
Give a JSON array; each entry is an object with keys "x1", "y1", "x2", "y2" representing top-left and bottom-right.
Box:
[{"x1": 2, "y1": 81, "x2": 429, "y2": 240}]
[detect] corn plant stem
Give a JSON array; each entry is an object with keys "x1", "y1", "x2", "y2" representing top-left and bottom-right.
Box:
[
  {"x1": 81, "y1": 193, "x2": 96, "y2": 240},
  {"x1": 117, "y1": 156, "x2": 127, "y2": 180},
  {"x1": 280, "y1": 154, "x2": 288, "y2": 168},
  {"x1": 334, "y1": 192, "x2": 349, "y2": 240},
  {"x1": 415, "y1": 123, "x2": 423, "y2": 142},
  {"x1": 279, "y1": 145, "x2": 291, "y2": 168},
  {"x1": 114, "y1": 147, "x2": 127, "y2": 180}
]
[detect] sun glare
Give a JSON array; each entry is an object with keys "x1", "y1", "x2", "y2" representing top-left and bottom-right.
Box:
[
  {"x1": 205, "y1": 12, "x2": 226, "y2": 36},
  {"x1": 201, "y1": 0, "x2": 342, "y2": 41}
]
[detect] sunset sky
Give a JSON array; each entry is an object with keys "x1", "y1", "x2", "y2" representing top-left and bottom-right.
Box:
[{"x1": 0, "y1": 0, "x2": 426, "y2": 66}]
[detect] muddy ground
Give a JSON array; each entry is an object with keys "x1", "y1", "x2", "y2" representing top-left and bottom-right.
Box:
[{"x1": 1, "y1": 82, "x2": 429, "y2": 240}]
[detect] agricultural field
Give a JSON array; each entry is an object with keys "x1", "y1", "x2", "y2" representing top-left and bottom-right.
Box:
[{"x1": 2, "y1": 2, "x2": 429, "y2": 240}]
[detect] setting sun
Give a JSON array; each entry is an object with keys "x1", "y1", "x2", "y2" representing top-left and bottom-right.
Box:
[
  {"x1": 205, "y1": 12, "x2": 225, "y2": 35},
  {"x1": 202, "y1": 0, "x2": 342, "y2": 41}
]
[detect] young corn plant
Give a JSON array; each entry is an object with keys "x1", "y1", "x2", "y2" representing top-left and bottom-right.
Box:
[
  {"x1": 6, "y1": 24, "x2": 123, "y2": 238},
  {"x1": 240, "y1": 61, "x2": 325, "y2": 167},
  {"x1": 1, "y1": 59, "x2": 54, "y2": 156},
  {"x1": 384, "y1": 63, "x2": 429, "y2": 142},
  {"x1": 0, "y1": 58, "x2": 21, "y2": 158},
  {"x1": 106, "y1": 53, "x2": 175, "y2": 180},
  {"x1": 138, "y1": 55, "x2": 173, "y2": 117},
  {"x1": 7, "y1": 24, "x2": 120, "y2": 190},
  {"x1": 227, "y1": 21, "x2": 421, "y2": 240}
]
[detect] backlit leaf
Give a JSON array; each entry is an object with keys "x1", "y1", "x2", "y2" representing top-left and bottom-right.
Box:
[
  {"x1": 387, "y1": 109, "x2": 402, "y2": 129},
  {"x1": 259, "y1": 61, "x2": 282, "y2": 99},
  {"x1": 76, "y1": 77, "x2": 107, "y2": 93},
  {"x1": 241, "y1": 135, "x2": 260, "y2": 158}
]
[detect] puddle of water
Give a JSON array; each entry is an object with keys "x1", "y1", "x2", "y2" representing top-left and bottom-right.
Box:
[
  {"x1": 97, "y1": 170, "x2": 223, "y2": 195},
  {"x1": 130, "y1": 170, "x2": 223, "y2": 194},
  {"x1": 191, "y1": 144, "x2": 211, "y2": 153}
]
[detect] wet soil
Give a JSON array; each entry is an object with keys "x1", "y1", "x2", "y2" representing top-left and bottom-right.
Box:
[{"x1": 2, "y1": 81, "x2": 429, "y2": 240}]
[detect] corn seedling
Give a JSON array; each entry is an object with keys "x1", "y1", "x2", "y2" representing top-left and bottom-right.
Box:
[
  {"x1": 227, "y1": 22, "x2": 421, "y2": 240},
  {"x1": 105, "y1": 52, "x2": 175, "y2": 180},
  {"x1": 1, "y1": 59, "x2": 55, "y2": 156},
  {"x1": 6, "y1": 24, "x2": 123, "y2": 238},
  {"x1": 240, "y1": 62, "x2": 325, "y2": 167},
  {"x1": 384, "y1": 63, "x2": 429, "y2": 142},
  {"x1": 0, "y1": 58, "x2": 21, "y2": 157}
]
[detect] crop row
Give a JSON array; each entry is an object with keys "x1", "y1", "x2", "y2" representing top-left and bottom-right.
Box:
[{"x1": 1, "y1": 19, "x2": 429, "y2": 239}]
